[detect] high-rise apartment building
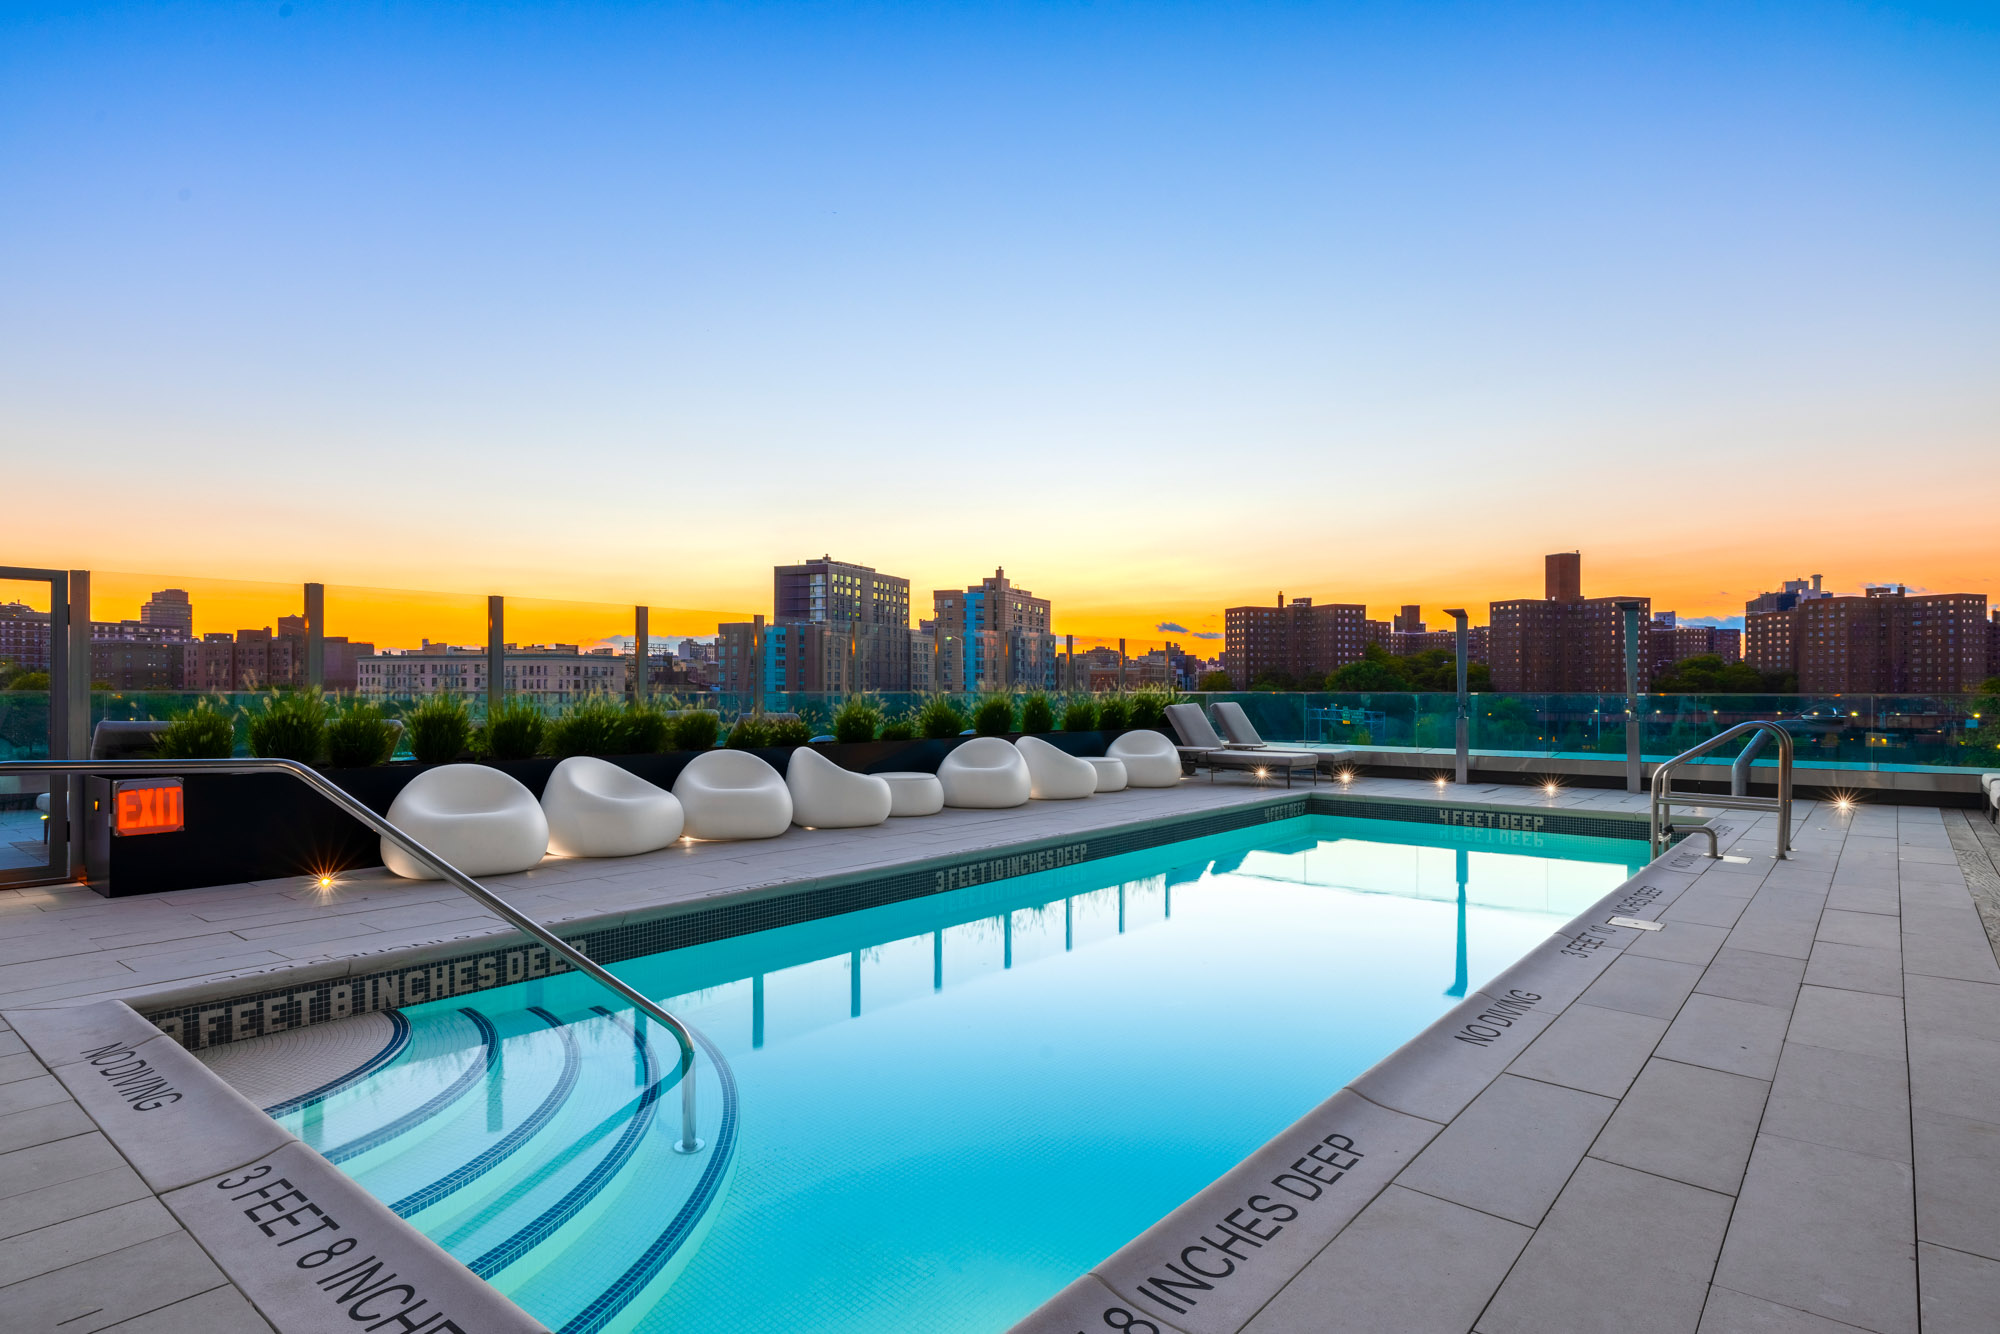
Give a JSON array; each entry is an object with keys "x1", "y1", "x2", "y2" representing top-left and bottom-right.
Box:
[
  {"x1": 1222, "y1": 595, "x2": 1369, "y2": 687},
  {"x1": 773, "y1": 556, "x2": 914, "y2": 692},
  {"x1": 1746, "y1": 586, "x2": 1989, "y2": 692},
  {"x1": 1488, "y1": 554, "x2": 1650, "y2": 692},
  {"x1": 139, "y1": 589, "x2": 194, "y2": 638},
  {"x1": 932, "y1": 568, "x2": 1056, "y2": 693}
]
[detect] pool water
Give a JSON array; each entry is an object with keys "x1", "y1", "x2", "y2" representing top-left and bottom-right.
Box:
[{"x1": 273, "y1": 814, "x2": 1646, "y2": 1333}]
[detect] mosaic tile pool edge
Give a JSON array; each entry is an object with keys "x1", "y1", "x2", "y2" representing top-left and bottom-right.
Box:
[{"x1": 141, "y1": 793, "x2": 1657, "y2": 1051}]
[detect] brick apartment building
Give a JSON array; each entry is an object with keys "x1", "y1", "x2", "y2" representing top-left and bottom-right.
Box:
[
  {"x1": 1488, "y1": 553, "x2": 1651, "y2": 692},
  {"x1": 1222, "y1": 594, "x2": 1368, "y2": 687},
  {"x1": 1363, "y1": 605, "x2": 1492, "y2": 662},
  {"x1": 1746, "y1": 584, "x2": 1990, "y2": 692},
  {"x1": 1648, "y1": 612, "x2": 1742, "y2": 677}
]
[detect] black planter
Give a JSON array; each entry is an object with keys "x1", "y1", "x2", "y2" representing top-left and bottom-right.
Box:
[{"x1": 85, "y1": 729, "x2": 1140, "y2": 897}]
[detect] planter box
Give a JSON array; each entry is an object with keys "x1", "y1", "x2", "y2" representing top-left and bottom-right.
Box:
[{"x1": 83, "y1": 730, "x2": 1147, "y2": 896}]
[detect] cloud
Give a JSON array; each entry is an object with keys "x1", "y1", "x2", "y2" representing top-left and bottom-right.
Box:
[
  {"x1": 1193, "y1": 631, "x2": 1222, "y2": 640},
  {"x1": 1155, "y1": 621, "x2": 1189, "y2": 633},
  {"x1": 1676, "y1": 615, "x2": 1744, "y2": 631}
]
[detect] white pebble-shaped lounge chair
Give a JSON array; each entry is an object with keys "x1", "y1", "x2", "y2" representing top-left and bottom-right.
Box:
[
  {"x1": 541, "y1": 756, "x2": 684, "y2": 858},
  {"x1": 1016, "y1": 735, "x2": 1097, "y2": 800},
  {"x1": 673, "y1": 750, "x2": 793, "y2": 840},
  {"x1": 786, "y1": 748, "x2": 893, "y2": 828},
  {"x1": 383, "y1": 764, "x2": 549, "y2": 879},
  {"x1": 1108, "y1": 729, "x2": 1185, "y2": 788},
  {"x1": 936, "y1": 737, "x2": 1032, "y2": 809}
]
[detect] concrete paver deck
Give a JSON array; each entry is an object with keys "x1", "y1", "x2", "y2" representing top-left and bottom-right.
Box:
[
  {"x1": 3, "y1": 772, "x2": 1998, "y2": 1332},
  {"x1": 1018, "y1": 797, "x2": 2000, "y2": 1334}
]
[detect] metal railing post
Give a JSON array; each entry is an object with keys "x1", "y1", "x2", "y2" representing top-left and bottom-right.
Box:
[
  {"x1": 304, "y1": 583, "x2": 325, "y2": 689},
  {"x1": 1730, "y1": 729, "x2": 1769, "y2": 796},
  {"x1": 1618, "y1": 601, "x2": 1643, "y2": 793},
  {"x1": 1446, "y1": 608, "x2": 1469, "y2": 784},
  {"x1": 486, "y1": 596, "x2": 505, "y2": 722},
  {"x1": 633, "y1": 606, "x2": 650, "y2": 705},
  {"x1": 65, "y1": 570, "x2": 91, "y2": 875},
  {"x1": 0, "y1": 757, "x2": 707, "y2": 1154}
]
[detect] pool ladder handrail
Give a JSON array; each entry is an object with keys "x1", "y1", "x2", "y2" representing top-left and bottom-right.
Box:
[
  {"x1": 1648, "y1": 720, "x2": 1794, "y2": 862},
  {"x1": 2, "y1": 757, "x2": 705, "y2": 1154}
]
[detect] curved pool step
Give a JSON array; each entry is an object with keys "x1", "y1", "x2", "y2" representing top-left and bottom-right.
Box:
[
  {"x1": 321, "y1": 1008, "x2": 501, "y2": 1164},
  {"x1": 390, "y1": 1006, "x2": 583, "y2": 1218}
]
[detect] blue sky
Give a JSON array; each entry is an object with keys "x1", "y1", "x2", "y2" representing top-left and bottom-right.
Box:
[{"x1": 4, "y1": 1, "x2": 1996, "y2": 635}]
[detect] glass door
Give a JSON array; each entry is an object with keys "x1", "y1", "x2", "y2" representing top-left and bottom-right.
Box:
[{"x1": 0, "y1": 567, "x2": 69, "y2": 886}]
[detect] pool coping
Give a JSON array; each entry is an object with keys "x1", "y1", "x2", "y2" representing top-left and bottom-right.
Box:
[
  {"x1": 1007, "y1": 808, "x2": 1750, "y2": 1334},
  {"x1": 0, "y1": 998, "x2": 552, "y2": 1334}
]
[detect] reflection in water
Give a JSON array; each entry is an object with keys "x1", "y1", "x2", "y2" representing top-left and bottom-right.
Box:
[{"x1": 1448, "y1": 848, "x2": 1470, "y2": 998}]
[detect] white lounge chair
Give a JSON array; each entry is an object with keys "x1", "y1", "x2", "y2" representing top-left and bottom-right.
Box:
[
  {"x1": 1017, "y1": 735, "x2": 1097, "y2": 800},
  {"x1": 674, "y1": 751, "x2": 794, "y2": 840},
  {"x1": 1106, "y1": 730, "x2": 1183, "y2": 787},
  {"x1": 1983, "y1": 772, "x2": 1999, "y2": 821},
  {"x1": 937, "y1": 737, "x2": 1032, "y2": 808},
  {"x1": 384, "y1": 764, "x2": 549, "y2": 879},
  {"x1": 787, "y1": 748, "x2": 893, "y2": 828},
  {"x1": 542, "y1": 756, "x2": 684, "y2": 858}
]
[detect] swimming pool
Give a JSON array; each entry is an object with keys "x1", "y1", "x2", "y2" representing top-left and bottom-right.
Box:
[{"x1": 261, "y1": 812, "x2": 1647, "y2": 1332}]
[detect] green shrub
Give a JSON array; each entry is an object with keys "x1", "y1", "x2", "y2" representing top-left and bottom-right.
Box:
[
  {"x1": 726, "y1": 715, "x2": 772, "y2": 749},
  {"x1": 248, "y1": 689, "x2": 328, "y2": 763},
  {"x1": 916, "y1": 695, "x2": 967, "y2": 739},
  {"x1": 156, "y1": 700, "x2": 236, "y2": 759},
  {"x1": 1128, "y1": 686, "x2": 1179, "y2": 731},
  {"x1": 1019, "y1": 691, "x2": 1055, "y2": 734},
  {"x1": 767, "y1": 716, "x2": 813, "y2": 747},
  {"x1": 669, "y1": 709, "x2": 721, "y2": 751},
  {"x1": 482, "y1": 698, "x2": 547, "y2": 761},
  {"x1": 6, "y1": 670, "x2": 51, "y2": 691},
  {"x1": 831, "y1": 696, "x2": 884, "y2": 744},
  {"x1": 325, "y1": 700, "x2": 395, "y2": 768},
  {"x1": 1061, "y1": 696, "x2": 1099, "y2": 732},
  {"x1": 972, "y1": 693, "x2": 1017, "y2": 736},
  {"x1": 548, "y1": 695, "x2": 629, "y2": 758},
  {"x1": 879, "y1": 716, "x2": 916, "y2": 741},
  {"x1": 404, "y1": 694, "x2": 472, "y2": 765},
  {"x1": 624, "y1": 701, "x2": 671, "y2": 754},
  {"x1": 1096, "y1": 694, "x2": 1131, "y2": 732}
]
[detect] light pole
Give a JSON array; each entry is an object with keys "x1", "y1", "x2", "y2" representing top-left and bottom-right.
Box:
[{"x1": 1445, "y1": 608, "x2": 1470, "y2": 785}]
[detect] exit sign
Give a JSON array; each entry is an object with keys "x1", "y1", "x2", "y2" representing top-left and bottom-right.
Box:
[{"x1": 112, "y1": 779, "x2": 184, "y2": 836}]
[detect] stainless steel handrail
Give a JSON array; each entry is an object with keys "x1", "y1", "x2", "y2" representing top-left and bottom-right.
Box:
[
  {"x1": 2, "y1": 758, "x2": 705, "y2": 1153},
  {"x1": 1649, "y1": 721, "x2": 1794, "y2": 862}
]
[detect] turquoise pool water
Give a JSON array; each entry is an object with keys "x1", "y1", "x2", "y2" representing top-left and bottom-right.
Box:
[{"x1": 275, "y1": 814, "x2": 1646, "y2": 1333}]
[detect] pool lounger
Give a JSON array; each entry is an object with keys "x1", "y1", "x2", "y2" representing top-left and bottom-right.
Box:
[
  {"x1": 1211, "y1": 700, "x2": 1353, "y2": 774},
  {"x1": 1163, "y1": 703, "x2": 1317, "y2": 786}
]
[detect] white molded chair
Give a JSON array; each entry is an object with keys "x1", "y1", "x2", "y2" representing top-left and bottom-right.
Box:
[
  {"x1": 384, "y1": 764, "x2": 549, "y2": 879},
  {"x1": 787, "y1": 748, "x2": 892, "y2": 828},
  {"x1": 877, "y1": 771, "x2": 945, "y2": 817},
  {"x1": 1017, "y1": 735, "x2": 1097, "y2": 800},
  {"x1": 673, "y1": 750, "x2": 793, "y2": 840},
  {"x1": 542, "y1": 756, "x2": 684, "y2": 858},
  {"x1": 1107, "y1": 730, "x2": 1185, "y2": 788},
  {"x1": 937, "y1": 737, "x2": 1032, "y2": 809},
  {"x1": 1083, "y1": 756, "x2": 1128, "y2": 792}
]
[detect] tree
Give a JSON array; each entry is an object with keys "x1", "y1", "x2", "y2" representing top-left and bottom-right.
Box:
[
  {"x1": 1652, "y1": 655, "x2": 1793, "y2": 693},
  {"x1": 1325, "y1": 645, "x2": 1407, "y2": 691},
  {"x1": 1251, "y1": 669, "x2": 1299, "y2": 692},
  {"x1": 1196, "y1": 670, "x2": 1233, "y2": 691}
]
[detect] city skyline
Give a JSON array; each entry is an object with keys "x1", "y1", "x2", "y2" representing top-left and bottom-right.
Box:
[
  {"x1": 6, "y1": 1, "x2": 1997, "y2": 630},
  {"x1": 0, "y1": 556, "x2": 1984, "y2": 656}
]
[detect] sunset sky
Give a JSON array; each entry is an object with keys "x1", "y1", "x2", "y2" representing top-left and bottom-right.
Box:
[{"x1": 5, "y1": 1, "x2": 1996, "y2": 648}]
